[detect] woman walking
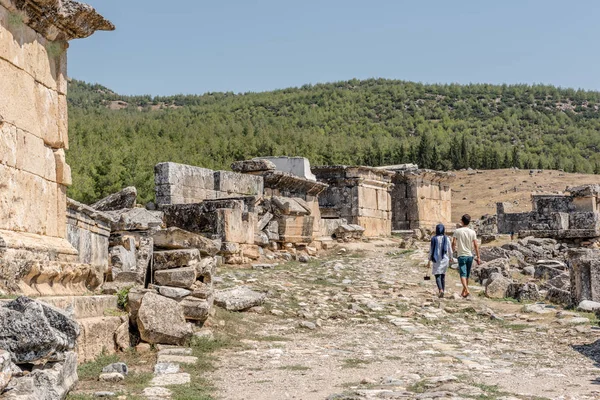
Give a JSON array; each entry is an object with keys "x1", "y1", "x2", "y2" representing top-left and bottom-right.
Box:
[{"x1": 428, "y1": 224, "x2": 452, "y2": 298}]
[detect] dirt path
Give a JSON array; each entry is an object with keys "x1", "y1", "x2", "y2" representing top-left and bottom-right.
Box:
[{"x1": 208, "y1": 239, "x2": 600, "y2": 400}]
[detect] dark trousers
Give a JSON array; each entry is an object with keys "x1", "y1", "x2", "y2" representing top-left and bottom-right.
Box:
[{"x1": 435, "y1": 274, "x2": 445, "y2": 291}]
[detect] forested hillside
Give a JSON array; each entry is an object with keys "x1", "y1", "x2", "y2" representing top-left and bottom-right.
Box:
[{"x1": 66, "y1": 79, "x2": 600, "y2": 204}]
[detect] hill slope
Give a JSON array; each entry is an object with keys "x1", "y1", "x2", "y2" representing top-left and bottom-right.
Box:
[
  {"x1": 66, "y1": 79, "x2": 600, "y2": 203},
  {"x1": 450, "y1": 168, "x2": 600, "y2": 222}
]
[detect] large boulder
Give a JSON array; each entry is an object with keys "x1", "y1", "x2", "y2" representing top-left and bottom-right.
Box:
[
  {"x1": 479, "y1": 247, "x2": 508, "y2": 263},
  {"x1": 136, "y1": 293, "x2": 192, "y2": 345},
  {"x1": 214, "y1": 286, "x2": 266, "y2": 311},
  {"x1": 180, "y1": 296, "x2": 213, "y2": 322},
  {"x1": 0, "y1": 297, "x2": 80, "y2": 364},
  {"x1": 507, "y1": 283, "x2": 540, "y2": 302},
  {"x1": 152, "y1": 227, "x2": 220, "y2": 256},
  {"x1": 2, "y1": 351, "x2": 78, "y2": 400},
  {"x1": 91, "y1": 187, "x2": 137, "y2": 211},
  {"x1": 472, "y1": 258, "x2": 510, "y2": 284},
  {"x1": 484, "y1": 274, "x2": 512, "y2": 299}
]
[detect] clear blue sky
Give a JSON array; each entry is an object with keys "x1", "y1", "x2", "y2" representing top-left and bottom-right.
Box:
[{"x1": 69, "y1": 0, "x2": 600, "y2": 96}]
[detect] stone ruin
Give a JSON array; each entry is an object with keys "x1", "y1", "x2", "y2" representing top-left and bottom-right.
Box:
[
  {"x1": 379, "y1": 164, "x2": 455, "y2": 231},
  {"x1": 0, "y1": 0, "x2": 114, "y2": 396},
  {"x1": 312, "y1": 165, "x2": 394, "y2": 237},
  {"x1": 497, "y1": 185, "x2": 600, "y2": 240}
]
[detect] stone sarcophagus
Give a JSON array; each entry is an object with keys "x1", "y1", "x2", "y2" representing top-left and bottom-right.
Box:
[
  {"x1": 312, "y1": 166, "x2": 393, "y2": 237},
  {"x1": 232, "y1": 158, "x2": 328, "y2": 245},
  {"x1": 0, "y1": 0, "x2": 113, "y2": 294},
  {"x1": 382, "y1": 165, "x2": 455, "y2": 231}
]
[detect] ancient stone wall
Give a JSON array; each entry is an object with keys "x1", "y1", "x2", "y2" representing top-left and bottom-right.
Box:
[
  {"x1": 155, "y1": 162, "x2": 263, "y2": 206},
  {"x1": 386, "y1": 168, "x2": 455, "y2": 230},
  {"x1": 66, "y1": 198, "x2": 111, "y2": 285},
  {"x1": 312, "y1": 166, "x2": 393, "y2": 237},
  {"x1": 0, "y1": 0, "x2": 112, "y2": 294}
]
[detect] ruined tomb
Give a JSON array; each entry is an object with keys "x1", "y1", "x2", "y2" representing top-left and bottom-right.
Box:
[
  {"x1": 497, "y1": 185, "x2": 600, "y2": 239},
  {"x1": 0, "y1": 0, "x2": 113, "y2": 295},
  {"x1": 380, "y1": 164, "x2": 455, "y2": 231},
  {"x1": 312, "y1": 166, "x2": 394, "y2": 237},
  {"x1": 569, "y1": 248, "x2": 600, "y2": 305},
  {"x1": 232, "y1": 157, "x2": 328, "y2": 245}
]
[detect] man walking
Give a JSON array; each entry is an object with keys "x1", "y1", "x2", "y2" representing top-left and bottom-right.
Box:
[{"x1": 452, "y1": 214, "x2": 480, "y2": 298}]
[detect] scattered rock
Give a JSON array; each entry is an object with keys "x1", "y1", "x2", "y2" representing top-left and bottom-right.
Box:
[
  {"x1": 577, "y1": 300, "x2": 600, "y2": 312},
  {"x1": 214, "y1": 287, "x2": 266, "y2": 311},
  {"x1": 0, "y1": 350, "x2": 11, "y2": 391},
  {"x1": 102, "y1": 362, "x2": 128, "y2": 376},
  {"x1": 99, "y1": 372, "x2": 124, "y2": 382},
  {"x1": 152, "y1": 227, "x2": 220, "y2": 255},
  {"x1": 299, "y1": 321, "x2": 317, "y2": 330}
]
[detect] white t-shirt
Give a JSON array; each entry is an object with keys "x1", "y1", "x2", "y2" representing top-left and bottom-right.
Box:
[{"x1": 453, "y1": 227, "x2": 477, "y2": 257}]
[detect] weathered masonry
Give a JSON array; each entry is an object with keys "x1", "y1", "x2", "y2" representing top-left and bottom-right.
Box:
[
  {"x1": 312, "y1": 166, "x2": 394, "y2": 237},
  {"x1": 497, "y1": 184, "x2": 600, "y2": 239},
  {"x1": 381, "y1": 165, "x2": 455, "y2": 230},
  {"x1": 0, "y1": 0, "x2": 113, "y2": 294}
]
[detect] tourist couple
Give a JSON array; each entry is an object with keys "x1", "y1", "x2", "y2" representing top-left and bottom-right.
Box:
[{"x1": 427, "y1": 214, "x2": 480, "y2": 298}]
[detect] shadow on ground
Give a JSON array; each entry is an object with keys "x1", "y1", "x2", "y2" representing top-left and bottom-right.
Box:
[{"x1": 573, "y1": 339, "x2": 600, "y2": 384}]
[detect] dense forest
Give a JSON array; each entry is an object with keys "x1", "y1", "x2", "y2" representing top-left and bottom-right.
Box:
[{"x1": 66, "y1": 78, "x2": 600, "y2": 204}]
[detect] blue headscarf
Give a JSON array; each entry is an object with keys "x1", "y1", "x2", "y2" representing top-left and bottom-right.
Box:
[{"x1": 430, "y1": 224, "x2": 448, "y2": 263}]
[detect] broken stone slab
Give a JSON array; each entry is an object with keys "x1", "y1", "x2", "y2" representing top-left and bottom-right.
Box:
[
  {"x1": 546, "y1": 287, "x2": 571, "y2": 305},
  {"x1": 154, "y1": 267, "x2": 197, "y2": 289},
  {"x1": 195, "y1": 257, "x2": 216, "y2": 283},
  {"x1": 231, "y1": 159, "x2": 276, "y2": 173},
  {"x1": 2, "y1": 351, "x2": 78, "y2": 400},
  {"x1": 479, "y1": 247, "x2": 509, "y2": 263},
  {"x1": 154, "y1": 362, "x2": 180, "y2": 375},
  {"x1": 114, "y1": 321, "x2": 130, "y2": 351},
  {"x1": 143, "y1": 386, "x2": 172, "y2": 398},
  {"x1": 254, "y1": 232, "x2": 270, "y2": 247},
  {"x1": 534, "y1": 264, "x2": 565, "y2": 280},
  {"x1": 91, "y1": 187, "x2": 137, "y2": 211},
  {"x1": 0, "y1": 297, "x2": 80, "y2": 364},
  {"x1": 136, "y1": 292, "x2": 192, "y2": 346},
  {"x1": 507, "y1": 282, "x2": 540, "y2": 302},
  {"x1": 158, "y1": 286, "x2": 192, "y2": 300},
  {"x1": 150, "y1": 372, "x2": 191, "y2": 386},
  {"x1": 272, "y1": 196, "x2": 311, "y2": 215},
  {"x1": 152, "y1": 227, "x2": 220, "y2": 256},
  {"x1": 153, "y1": 249, "x2": 201, "y2": 271},
  {"x1": 104, "y1": 208, "x2": 164, "y2": 231},
  {"x1": 156, "y1": 355, "x2": 197, "y2": 364},
  {"x1": 190, "y1": 282, "x2": 213, "y2": 300},
  {"x1": 214, "y1": 286, "x2": 266, "y2": 311},
  {"x1": 257, "y1": 212, "x2": 274, "y2": 231}
]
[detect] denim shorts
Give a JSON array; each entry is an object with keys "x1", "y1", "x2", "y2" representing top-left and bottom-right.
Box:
[{"x1": 458, "y1": 256, "x2": 473, "y2": 278}]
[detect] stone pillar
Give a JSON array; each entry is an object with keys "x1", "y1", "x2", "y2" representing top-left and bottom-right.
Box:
[
  {"x1": 569, "y1": 248, "x2": 600, "y2": 305},
  {"x1": 0, "y1": 0, "x2": 113, "y2": 294}
]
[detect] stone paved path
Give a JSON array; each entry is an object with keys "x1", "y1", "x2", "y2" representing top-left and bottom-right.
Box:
[
  {"x1": 207, "y1": 239, "x2": 600, "y2": 400},
  {"x1": 142, "y1": 346, "x2": 195, "y2": 400}
]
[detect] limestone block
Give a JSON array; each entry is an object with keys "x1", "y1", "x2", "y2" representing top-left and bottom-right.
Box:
[
  {"x1": 0, "y1": 350, "x2": 10, "y2": 391},
  {"x1": 257, "y1": 212, "x2": 274, "y2": 231},
  {"x1": 153, "y1": 249, "x2": 201, "y2": 271},
  {"x1": 158, "y1": 286, "x2": 191, "y2": 300},
  {"x1": 77, "y1": 316, "x2": 123, "y2": 363},
  {"x1": 278, "y1": 215, "x2": 315, "y2": 243},
  {"x1": 0, "y1": 123, "x2": 17, "y2": 168},
  {"x1": 0, "y1": 59, "x2": 65, "y2": 147},
  {"x1": 196, "y1": 257, "x2": 216, "y2": 283},
  {"x1": 126, "y1": 288, "x2": 154, "y2": 326},
  {"x1": 231, "y1": 159, "x2": 276, "y2": 173},
  {"x1": 154, "y1": 267, "x2": 197, "y2": 289},
  {"x1": 214, "y1": 170, "x2": 263, "y2": 196},
  {"x1": 0, "y1": 5, "x2": 64, "y2": 93},
  {"x1": 241, "y1": 244, "x2": 261, "y2": 260},
  {"x1": 180, "y1": 296, "x2": 213, "y2": 322},
  {"x1": 109, "y1": 240, "x2": 136, "y2": 280},
  {"x1": 272, "y1": 196, "x2": 310, "y2": 215},
  {"x1": 105, "y1": 208, "x2": 164, "y2": 231},
  {"x1": 0, "y1": 164, "x2": 61, "y2": 236},
  {"x1": 52, "y1": 148, "x2": 71, "y2": 185},
  {"x1": 355, "y1": 216, "x2": 391, "y2": 237},
  {"x1": 152, "y1": 227, "x2": 219, "y2": 256},
  {"x1": 36, "y1": 295, "x2": 117, "y2": 319},
  {"x1": 254, "y1": 156, "x2": 317, "y2": 180},
  {"x1": 570, "y1": 248, "x2": 600, "y2": 304},
  {"x1": 137, "y1": 292, "x2": 193, "y2": 345}
]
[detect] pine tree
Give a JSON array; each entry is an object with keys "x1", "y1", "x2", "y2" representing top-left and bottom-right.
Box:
[
  {"x1": 417, "y1": 134, "x2": 433, "y2": 169},
  {"x1": 431, "y1": 145, "x2": 440, "y2": 170},
  {"x1": 512, "y1": 146, "x2": 521, "y2": 168},
  {"x1": 502, "y1": 152, "x2": 512, "y2": 168},
  {"x1": 595, "y1": 162, "x2": 600, "y2": 175},
  {"x1": 460, "y1": 135, "x2": 469, "y2": 169},
  {"x1": 537, "y1": 158, "x2": 545, "y2": 170}
]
